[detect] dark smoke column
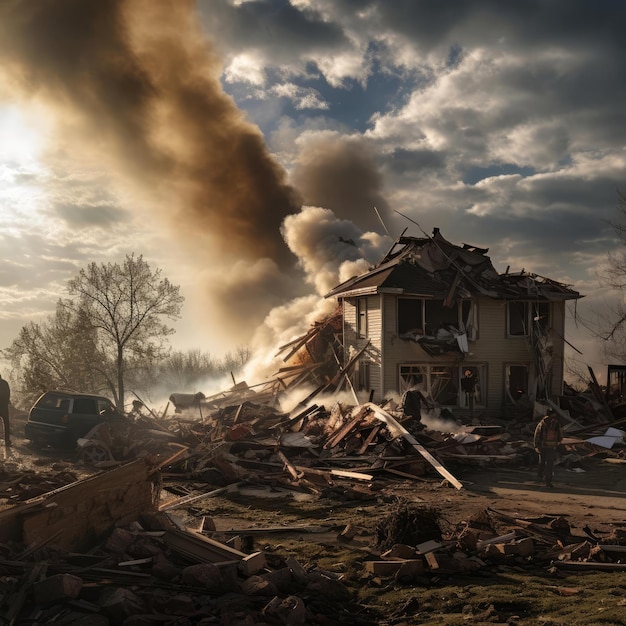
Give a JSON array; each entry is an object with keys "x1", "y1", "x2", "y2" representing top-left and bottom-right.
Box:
[{"x1": 0, "y1": 0, "x2": 300, "y2": 266}]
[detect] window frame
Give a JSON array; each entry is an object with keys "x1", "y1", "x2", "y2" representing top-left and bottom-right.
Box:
[
  {"x1": 398, "y1": 297, "x2": 478, "y2": 339},
  {"x1": 507, "y1": 300, "x2": 551, "y2": 337},
  {"x1": 397, "y1": 297, "x2": 424, "y2": 336},
  {"x1": 356, "y1": 298, "x2": 368, "y2": 338},
  {"x1": 357, "y1": 360, "x2": 371, "y2": 392},
  {"x1": 504, "y1": 363, "x2": 529, "y2": 404},
  {"x1": 399, "y1": 363, "x2": 486, "y2": 408}
]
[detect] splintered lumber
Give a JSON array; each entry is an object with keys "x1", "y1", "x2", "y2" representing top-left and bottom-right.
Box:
[
  {"x1": 330, "y1": 469, "x2": 374, "y2": 481},
  {"x1": 277, "y1": 450, "x2": 303, "y2": 481},
  {"x1": 358, "y1": 425, "x2": 381, "y2": 454},
  {"x1": 324, "y1": 341, "x2": 371, "y2": 392},
  {"x1": 151, "y1": 445, "x2": 190, "y2": 472},
  {"x1": 364, "y1": 403, "x2": 463, "y2": 490},
  {"x1": 0, "y1": 459, "x2": 158, "y2": 551},
  {"x1": 163, "y1": 528, "x2": 248, "y2": 564},
  {"x1": 476, "y1": 531, "x2": 517, "y2": 549},
  {"x1": 324, "y1": 414, "x2": 363, "y2": 449},
  {"x1": 159, "y1": 483, "x2": 242, "y2": 512}
]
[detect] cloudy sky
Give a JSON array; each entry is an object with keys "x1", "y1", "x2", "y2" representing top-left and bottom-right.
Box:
[{"x1": 1, "y1": 0, "x2": 625, "y2": 381}]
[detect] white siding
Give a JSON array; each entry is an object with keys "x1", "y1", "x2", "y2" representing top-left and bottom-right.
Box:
[
  {"x1": 343, "y1": 296, "x2": 383, "y2": 401},
  {"x1": 343, "y1": 294, "x2": 568, "y2": 416}
]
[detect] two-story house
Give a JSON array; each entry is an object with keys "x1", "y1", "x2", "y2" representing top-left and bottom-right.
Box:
[{"x1": 325, "y1": 229, "x2": 582, "y2": 417}]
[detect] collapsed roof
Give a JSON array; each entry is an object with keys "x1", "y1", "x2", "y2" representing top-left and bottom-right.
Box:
[{"x1": 326, "y1": 229, "x2": 582, "y2": 303}]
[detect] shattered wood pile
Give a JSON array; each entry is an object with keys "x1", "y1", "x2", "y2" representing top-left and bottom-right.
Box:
[
  {"x1": 155, "y1": 399, "x2": 471, "y2": 495},
  {"x1": 2, "y1": 466, "x2": 626, "y2": 623},
  {"x1": 130, "y1": 385, "x2": 626, "y2": 504},
  {"x1": 361, "y1": 503, "x2": 626, "y2": 583},
  {"x1": 95, "y1": 381, "x2": 626, "y2": 505},
  {"x1": 0, "y1": 463, "x2": 365, "y2": 625}
]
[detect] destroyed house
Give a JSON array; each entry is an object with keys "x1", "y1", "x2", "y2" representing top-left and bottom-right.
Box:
[{"x1": 325, "y1": 229, "x2": 582, "y2": 417}]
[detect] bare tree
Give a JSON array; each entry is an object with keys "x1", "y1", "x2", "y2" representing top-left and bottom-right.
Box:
[
  {"x1": 66, "y1": 254, "x2": 184, "y2": 409},
  {"x1": 599, "y1": 191, "x2": 626, "y2": 342},
  {"x1": 4, "y1": 302, "x2": 109, "y2": 407}
]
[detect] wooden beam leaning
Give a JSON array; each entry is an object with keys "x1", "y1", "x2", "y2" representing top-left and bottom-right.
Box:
[{"x1": 364, "y1": 403, "x2": 464, "y2": 490}]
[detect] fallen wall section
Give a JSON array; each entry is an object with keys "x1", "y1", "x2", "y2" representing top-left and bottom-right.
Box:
[{"x1": 0, "y1": 458, "x2": 159, "y2": 551}]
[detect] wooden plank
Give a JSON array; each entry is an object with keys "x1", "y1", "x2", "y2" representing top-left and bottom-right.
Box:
[
  {"x1": 358, "y1": 425, "x2": 381, "y2": 454},
  {"x1": 151, "y1": 445, "x2": 190, "y2": 472},
  {"x1": 324, "y1": 414, "x2": 363, "y2": 449},
  {"x1": 364, "y1": 559, "x2": 425, "y2": 576},
  {"x1": 330, "y1": 469, "x2": 374, "y2": 481},
  {"x1": 163, "y1": 528, "x2": 247, "y2": 564},
  {"x1": 159, "y1": 483, "x2": 241, "y2": 512},
  {"x1": 277, "y1": 450, "x2": 303, "y2": 481},
  {"x1": 364, "y1": 403, "x2": 463, "y2": 490}
]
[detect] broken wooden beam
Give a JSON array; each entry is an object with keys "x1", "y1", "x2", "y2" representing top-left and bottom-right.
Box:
[{"x1": 364, "y1": 403, "x2": 463, "y2": 490}]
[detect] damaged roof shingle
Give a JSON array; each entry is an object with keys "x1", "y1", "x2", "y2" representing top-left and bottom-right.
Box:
[{"x1": 326, "y1": 230, "x2": 582, "y2": 302}]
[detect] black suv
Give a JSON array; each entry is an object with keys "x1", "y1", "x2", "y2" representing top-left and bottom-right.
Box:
[{"x1": 25, "y1": 390, "x2": 127, "y2": 450}]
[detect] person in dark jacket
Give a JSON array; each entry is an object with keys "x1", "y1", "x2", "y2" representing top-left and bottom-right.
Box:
[
  {"x1": 534, "y1": 409, "x2": 563, "y2": 488},
  {"x1": 0, "y1": 373, "x2": 10, "y2": 449}
]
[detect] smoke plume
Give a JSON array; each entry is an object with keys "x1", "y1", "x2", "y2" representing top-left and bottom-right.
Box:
[
  {"x1": 291, "y1": 133, "x2": 391, "y2": 234},
  {"x1": 0, "y1": 0, "x2": 302, "y2": 330},
  {"x1": 0, "y1": 0, "x2": 391, "y2": 372}
]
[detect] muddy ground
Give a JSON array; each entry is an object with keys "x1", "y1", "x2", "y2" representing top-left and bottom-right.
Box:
[{"x1": 3, "y1": 423, "x2": 626, "y2": 625}]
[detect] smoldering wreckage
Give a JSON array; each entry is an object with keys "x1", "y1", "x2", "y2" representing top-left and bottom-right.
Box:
[{"x1": 2, "y1": 233, "x2": 626, "y2": 624}]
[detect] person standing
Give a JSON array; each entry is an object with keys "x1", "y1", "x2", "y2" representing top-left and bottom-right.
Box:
[
  {"x1": 533, "y1": 409, "x2": 563, "y2": 488},
  {"x1": 461, "y1": 368, "x2": 477, "y2": 417},
  {"x1": 0, "y1": 373, "x2": 10, "y2": 449}
]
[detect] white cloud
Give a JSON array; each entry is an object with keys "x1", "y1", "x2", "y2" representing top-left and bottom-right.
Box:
[{"x1": 223, "y1": 53, "x2": 267, "y2": 85}]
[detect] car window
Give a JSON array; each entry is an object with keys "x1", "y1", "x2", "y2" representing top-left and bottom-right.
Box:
[
  {"x1": 97, "y1": 399, "x2": 115, "y2": 413},
  {"x1": 72, "y1": 398, "x2": 99, "y2": 415},
  {"x1": 37, "y1": 393, "x2": 69, "y2": 410}
]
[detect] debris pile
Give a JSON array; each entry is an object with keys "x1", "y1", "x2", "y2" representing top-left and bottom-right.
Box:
[
  {"x1": 0, "y1": 469, "x2": 367, "y2": 625},
  {"x1": 360, "y1": 503, "x2": 626, "y2": 582}
]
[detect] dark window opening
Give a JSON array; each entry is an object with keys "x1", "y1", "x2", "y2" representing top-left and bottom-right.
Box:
[
  {"x1": 356, "y1": 299, "x2": 367, "y2": 338},
  {"x1": 398, "y1": 298, "x2": 423, "y2": 335},
  {"x1": 72, "y1": 398, "x2": 99, "y2": 415},
  {"x1": 508, "y1": 302, "x2": 529, "y2": 336},
  {"x1": 532, "y1": 301, "x2": 551, "y2": 333},
  {"x1": 430, "y1": 366, "x2": 458, "y2": 405},
  {"x1": 357, "y1": 361, "x2": 371, "y2": 391},
  {"x1": 424, "y1": 300, "x2": 459, "y2": 335},
  {"x1": 506, "y1": 365, "x2": 528, "y2": 403}
]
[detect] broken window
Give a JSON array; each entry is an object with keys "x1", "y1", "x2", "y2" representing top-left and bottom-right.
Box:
[
  {"x1": 398, "y1": 298, "x2": 423, "y2": 335},
  {"x1": 531, "y1": 301, "x2": 550, "y2": 333},
  {"x1": 508, "y1": 301, "x2": 551, "y2": 337},
  {"x1": 356, "y1": 298, "x2": 368, "y2": 338},
  {"x1": 508, "y1": 301, "x2": 529, "y2": 336},
  {"x1": 399, "y1": 364, "x2": 460, "y2": 406},
  {"x1": 505, "y1": 364, "x2": 528, "y2": 403},
  {"x1": 461, "y1": 299, "x2": 478, "y2": 340},
  {"x1": 424, "y1": 300, "x2": 458, "y2": 335},
  {"x1": 398, "y1": 297, "x2": 477, "y2": 339},
  {"x1": 459, "y1": 364, "x2": 486, "y2": 408},
  {"x1": 357, "y1": 360, "x2": 371, "y2": 391}
]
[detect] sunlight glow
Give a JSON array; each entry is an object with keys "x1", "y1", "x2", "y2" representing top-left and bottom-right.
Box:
[{"x1": 0, "y1": 104, "x2": 45, "y2": 164}]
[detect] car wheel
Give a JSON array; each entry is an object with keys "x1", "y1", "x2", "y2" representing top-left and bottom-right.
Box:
[
  {"x1": 29, "y1": 440, "x2": 44, "y2": 452},
  {"x1": 78, "y1": 441, "x2": 112, "y2": 465}
]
